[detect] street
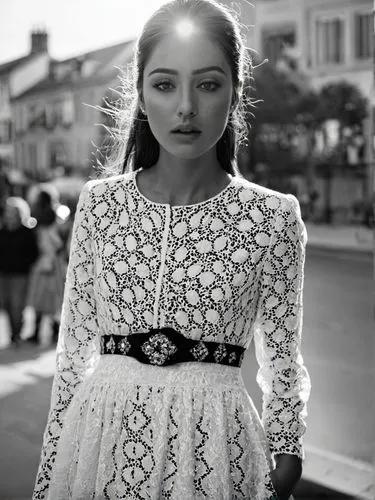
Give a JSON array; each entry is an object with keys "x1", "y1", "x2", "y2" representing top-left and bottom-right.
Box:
[
  {"x1": 243, "y1": 246, "x2": 374, "y2": 498},
  {"x1": 0, "y1": 246, "x2": 373, "y2": 499},
  {"x1": 245, "y1": 246, "x2": 373, "y2": 461}
]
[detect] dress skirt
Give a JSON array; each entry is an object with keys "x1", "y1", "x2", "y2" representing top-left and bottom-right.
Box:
[{"x1": 47, "y1": 355, "x2": 280, "y2": 500}]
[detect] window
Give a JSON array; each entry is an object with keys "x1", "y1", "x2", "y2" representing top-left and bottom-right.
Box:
[
  {"x1": 28, "y1": 102, "x2": 46, "y2": 129},
  {"x1": 354, "y1": 12, "x2": 372, "y2": 59},
  {"x1": 45, "y1": 103, "x2": 55, "y2": 129},
  {"x1": 0, "y1": 120, "x2": 11, "y2": 143},
  {"x1": 15, "y1": 106, "x2": 27, "y2": 134},
  {"x1": 262, "y1": 27, "x2": 296, "y2": 64},
  {"x1": 0, "y1": 79, "x2": 9, "y2": 108},
  {"x1": 50, "y1": 141, "x2": 68, "y2": 168},
  {"x1": 316, "y1": 17, "x2": 344, "y2": 65},
  {"x1": 62, "y1": 97, "x2": 74, "y2": 126}
]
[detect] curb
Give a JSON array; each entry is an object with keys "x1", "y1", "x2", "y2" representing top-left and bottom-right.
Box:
[
  {"x1": 303, "y1": 444, "x2": 374, "y2": 500},
  {"x1": 306, "y1": 240, "x2": 373, "y2": 255}
]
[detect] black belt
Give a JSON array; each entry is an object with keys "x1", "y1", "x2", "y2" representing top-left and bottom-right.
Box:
[{"x1": 100, "y1": 327, "x2": 245, "y2": 368}]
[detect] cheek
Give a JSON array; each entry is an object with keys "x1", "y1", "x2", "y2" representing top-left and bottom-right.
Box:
[
  {"x1": 205, "y1": 101, "x2": 231, "y2": 134},
  {"x1": 209, "y1": 101, "x2": 230, "y2": 120},
  {"x1": 145, "y1": 92, "x2": 172, "y2": 118},
  {"x1": 146, "y1": 102, "x2": 171, "y2": 142},
  {"x1": 146, "y1": 99, "x2": 174, "y2": 138}
]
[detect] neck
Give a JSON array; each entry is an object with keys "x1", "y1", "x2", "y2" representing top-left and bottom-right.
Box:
[{"x1": 145, "y1": 147, "x2": 232, "y2": 206}]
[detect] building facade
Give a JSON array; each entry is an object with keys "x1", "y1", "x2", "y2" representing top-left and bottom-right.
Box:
[
  {"x1": 234, "y1": 0, "x2": 373, "y2": 222},
  {"x1": 0, "y1": 30, "x2": 50, "y2": 188},
  {"x1": 11, "y1": 40, "x2": 135, "y2": 182},
  {"x1": 252, "y1": 0, "x2": 372, "y2": 99}
]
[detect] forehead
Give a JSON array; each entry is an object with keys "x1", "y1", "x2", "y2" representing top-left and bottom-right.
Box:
[{"x1": 145, "y1": 33, "x2": 231, "y2": 76}]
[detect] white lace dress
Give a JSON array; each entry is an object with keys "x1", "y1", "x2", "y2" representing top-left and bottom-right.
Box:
[{"x1": 33, "y1": 170, "x2": 311, "y2": 500}]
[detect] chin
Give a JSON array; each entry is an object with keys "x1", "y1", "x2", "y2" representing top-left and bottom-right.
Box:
[
  {"x1": 172, "y1": 150, "x2": 206, "y2": 161},
  {"x1": 165, "y1": 142, "x2": 215, "y2": 162}
]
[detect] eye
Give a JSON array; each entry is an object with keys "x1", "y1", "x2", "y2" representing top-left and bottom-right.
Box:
[
  {"x1": 199, "y1": 81, "x2": 220, "y2": 91},
  {"x1": 153, "y1": 80, "x2": 174, "y2": 91}
]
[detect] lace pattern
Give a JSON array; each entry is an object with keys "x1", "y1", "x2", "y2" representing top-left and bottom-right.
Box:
[{"x1": 32, "y1": 171, "x2": 310, "y2": 499}]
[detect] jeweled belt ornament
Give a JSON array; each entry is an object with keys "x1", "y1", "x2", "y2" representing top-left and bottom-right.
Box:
[{"x1": 100, "y1": 327, "x2": 245, "y2": 368}]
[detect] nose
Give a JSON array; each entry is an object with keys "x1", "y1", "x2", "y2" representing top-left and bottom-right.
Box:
[{"x1": 177, "y1": 86, "x2": 197, "y2": 118}]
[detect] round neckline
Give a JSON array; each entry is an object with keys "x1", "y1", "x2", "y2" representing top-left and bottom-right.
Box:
[{"x1": 132, "y1": 168, "x2": 235, "y2": 208}]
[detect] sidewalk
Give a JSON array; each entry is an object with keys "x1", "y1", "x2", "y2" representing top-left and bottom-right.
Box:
[{"x1": 305, "y1": 222, "x2": 374, "y2": 254}]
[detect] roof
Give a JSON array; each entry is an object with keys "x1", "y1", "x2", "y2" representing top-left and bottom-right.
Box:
[
  {"x1": 76, "y1": 40, "x2": 134, "y2": 67},
  {"x1": 0, "y1": 54, "x2": 34, "y2": 76},
  {"x1": 14, "y1": 39, "x2": 135, "y2": 100}
]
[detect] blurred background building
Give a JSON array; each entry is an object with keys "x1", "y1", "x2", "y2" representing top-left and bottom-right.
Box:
[
  {"x1": 226, "y1": 0, "x2": 373, "y2": 225},
  {"x1": 0, "y1": 0, "x2": 373, "y2": 226},
  {"x1": 0, "y1": 28, "x2": 135, "y2": 207}
]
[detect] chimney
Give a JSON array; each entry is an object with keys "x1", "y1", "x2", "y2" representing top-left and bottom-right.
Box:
[{"x1": 30, "y1": 29, "x2": 49, "y2": 54}]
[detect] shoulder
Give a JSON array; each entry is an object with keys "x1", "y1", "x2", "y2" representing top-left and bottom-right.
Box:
[
  {"x1": 232, "y1": 176, "x2": 306, "y2": 242},
  {"x1": 82, "y1": 172, "x2": 133, "y2": 198},
  {"x1": 232, "y1": 176, "x2": 299, "y2": 214}
]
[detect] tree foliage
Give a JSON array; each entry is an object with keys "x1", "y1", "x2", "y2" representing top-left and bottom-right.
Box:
[
  {"x1": 318, "y1": 81, "x2": 368, "y2": 126},
  {"x1": 244, "y1": 58, "x2": 369, "y2": 178},
  {"x1": 249, "y1": 62, "x2": 308, "y2": 125},
  {"x1": 249, "y1": 61, "x2": 368, "y2": 127}
]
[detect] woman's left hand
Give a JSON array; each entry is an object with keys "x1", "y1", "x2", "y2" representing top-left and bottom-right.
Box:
[
  {"x1": 270, "y1": 467, "x2": 293, "y2": 500},
  {"x1": 270, "y1": 454, "x2": 302, "y2": 500}
]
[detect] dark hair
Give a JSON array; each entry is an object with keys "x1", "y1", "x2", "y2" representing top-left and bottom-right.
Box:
[
  {"x1": 98, "y1": 0, "x2": 253, "y2": 178},
  {"x1": 33, "y1": 190, "x2": 57, "y2": 226}
]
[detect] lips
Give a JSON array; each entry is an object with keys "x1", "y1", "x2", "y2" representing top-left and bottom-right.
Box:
[
  {"x1": 172, "y1": 131, "x2": 201, "y2": 135},
  {"x1": 171, "y1": 125, "x2": 201, "y2": 133}
]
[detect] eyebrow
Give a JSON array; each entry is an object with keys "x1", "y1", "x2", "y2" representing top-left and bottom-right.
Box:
[{"x1": 148, "y1": 66, "x2": 227, "y2": 77}]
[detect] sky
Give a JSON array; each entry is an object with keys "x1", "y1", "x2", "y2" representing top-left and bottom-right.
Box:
[{"x1": 0, "y1": 0, "x2": 167, "y2": 64}]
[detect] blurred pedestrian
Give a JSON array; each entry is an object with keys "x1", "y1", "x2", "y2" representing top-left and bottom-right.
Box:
[
  {"x1": 25, "y1": 187, "x2": 67, "y2": 345},
  {"x1": 0, "y1": 197, "x2": 38, "y2": 347},
  {"x1": 33, "y1": 1, "x2": 310, "y2": 499}
]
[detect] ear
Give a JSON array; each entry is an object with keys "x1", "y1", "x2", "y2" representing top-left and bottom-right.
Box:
[{"x1": 138, "y1": 98, "x2": 147, "y2": 115}]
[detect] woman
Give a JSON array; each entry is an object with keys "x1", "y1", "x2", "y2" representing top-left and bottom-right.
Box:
[
  {"x1": 26, "y1": 187, "x2": 67, "y2": 345},
  {"x1": 0, "y1": 197, "x2": 38, "y2": 346},
  {"x1": 33, "y1": 1, "x2": 310, "y2": 498}
]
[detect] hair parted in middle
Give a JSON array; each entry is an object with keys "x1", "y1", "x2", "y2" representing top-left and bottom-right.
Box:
[{"x1": 96, "y1": 0, "x2": 254, "y2": 179}]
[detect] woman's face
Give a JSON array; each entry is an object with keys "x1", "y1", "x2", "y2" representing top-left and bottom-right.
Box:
[{"x1": 142, "y1": 32, "x2": 234, "y2": 161}]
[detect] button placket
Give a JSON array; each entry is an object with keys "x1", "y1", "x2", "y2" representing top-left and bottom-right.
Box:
[{"x1": 153, "y1": 205, "x2": 171, "y2": 329}]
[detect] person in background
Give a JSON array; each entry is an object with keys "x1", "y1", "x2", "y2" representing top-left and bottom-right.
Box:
[
  {"x1": 26, "y1": 187, "x2": 67, "y2": 345},
  {"x1": 0, "y1": 197, "x2": 39, "y2": 347}
]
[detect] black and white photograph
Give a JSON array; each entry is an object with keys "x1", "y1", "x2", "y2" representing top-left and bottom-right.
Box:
[{"x1": 0, "y1": 1, "x2": 374, "y2": 499}]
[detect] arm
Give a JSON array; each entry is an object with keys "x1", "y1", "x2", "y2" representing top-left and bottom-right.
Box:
[
  {"x1": 32, "y1": 181, "x2": 99, "y2": 499},
  {"x1": 253, "y1": 195, "x2": 311, "y2": 496}
]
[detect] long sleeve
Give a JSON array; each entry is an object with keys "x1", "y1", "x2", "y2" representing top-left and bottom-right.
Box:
[
  {"x1": 253, "y1": 194, "x2": 311, "y2": 461},
  {"x1": 33, "y1": 181, "x2": 99, "y2": 499}
]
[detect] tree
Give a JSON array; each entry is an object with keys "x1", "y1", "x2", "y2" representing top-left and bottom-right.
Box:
[
  {"x1": 244, "y1": 58, "x2": 319, "y2": 187},
  {"x1": 245, "y1": 53, "x2": 368, "y2": 174},
  {"x1": 318, "y1": 81, "x2": 368, "y2": 127}
]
